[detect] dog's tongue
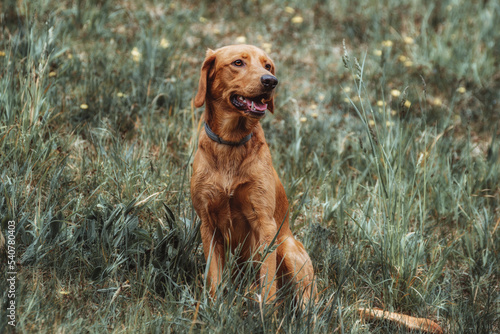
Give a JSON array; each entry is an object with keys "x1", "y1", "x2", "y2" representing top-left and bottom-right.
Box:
[{"x1": 246, "y1": 99, "x2": 267, "y2": 112}]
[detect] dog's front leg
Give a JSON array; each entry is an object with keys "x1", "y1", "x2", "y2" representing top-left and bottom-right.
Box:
[
  {"x1": 199, "y1": 216, "x2": 225, "y2": 299},
  {"x1": 253, "y1": 220, "x2": 278, "y2": 303}
]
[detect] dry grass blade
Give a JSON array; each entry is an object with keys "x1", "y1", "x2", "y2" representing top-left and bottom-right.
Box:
[{"x1": 358, "y1": 308, "x2": 443, "y2": 334}]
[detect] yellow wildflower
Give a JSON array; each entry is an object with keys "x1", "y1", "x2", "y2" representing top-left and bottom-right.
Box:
[
  {"x1": 291, "y1": 16, "x2": 303, "y2": 24},
  {"x1": 80, "y1": 104, "x2": 89, "y2": 110},
  {"x1": 131, "y1": 47, "x2": 141, "y2": 62},
  {"x1": 261, "y1": 42, "x2": 272, "y2": 53},
  {"x1": 285, "y1": 6, "x2": 295, "y2": 14},
  {"x1": 235, "y1": 36, "x2": 247, "y2": 44},
  {"x1": 160, "y1": 38, "x2": 170, "y2": 49},
  {"x1": 382, "y1": 40, "x2": 393, "y2": 47},
  {"x1": 391, "y1": 89, "x2": 401, "y2": 97},
  {"x1": 403, "y1": 36, "x2": 414, "y2": 45},
  {"x1": 373, "y1": 49, "x2": 382, "y2": 56}
]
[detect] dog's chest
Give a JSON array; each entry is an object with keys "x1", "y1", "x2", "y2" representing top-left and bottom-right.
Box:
[
  {"x1": 210, "y1": 151, "x2": 250, "y2": 194},
  {"x1": 193, "y1": 144, "x2": 272, "y2": 237},
  {"x1": 213, "y1": 167, "x2": 246, "y2": 199}
]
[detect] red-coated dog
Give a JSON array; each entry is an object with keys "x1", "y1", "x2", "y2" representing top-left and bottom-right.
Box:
[{"x1": 191, "y1": 45, "x2": 316, "y2": 304}]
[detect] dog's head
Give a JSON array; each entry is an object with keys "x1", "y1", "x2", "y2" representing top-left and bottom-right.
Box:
[{"x1": 194, "y1": 44, "x2": 277, "y2": 118}]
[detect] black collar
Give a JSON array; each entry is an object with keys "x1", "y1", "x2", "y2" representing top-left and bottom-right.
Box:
[{"x1": 204, "y1": 122, "x2": 252, "y2": 147}]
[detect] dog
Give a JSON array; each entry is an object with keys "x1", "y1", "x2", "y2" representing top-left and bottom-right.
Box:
[{"x1": 191, "y1": 44, "x2": 316, "y2": 304}]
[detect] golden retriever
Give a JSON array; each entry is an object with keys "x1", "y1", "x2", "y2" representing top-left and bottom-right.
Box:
[{"x1": 191, "y1": 44, "x2": 316, "y2": 304}]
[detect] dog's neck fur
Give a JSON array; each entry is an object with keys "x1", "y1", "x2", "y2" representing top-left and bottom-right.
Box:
[{"x1": 204, "y1": 98, "x2": 260, "y2": 144}]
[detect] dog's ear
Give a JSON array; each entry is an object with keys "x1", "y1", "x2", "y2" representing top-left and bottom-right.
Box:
[
  {"x1": 267, "y1": 61, "x2": 276, "y2": 113},
  {"x1": 267, "y1": 95, "x2": 275, "y2": 113},
  {"x1": 194, "y1": 49, "x2": 216, "y2": 108}
]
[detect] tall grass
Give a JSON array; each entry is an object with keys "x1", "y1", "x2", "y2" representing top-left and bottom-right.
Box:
[{"x1": 1, "y1": 0, "x2": 498, "y2": 333}]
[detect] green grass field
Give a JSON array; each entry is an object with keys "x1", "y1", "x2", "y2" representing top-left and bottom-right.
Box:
[{"x1": 1, "y1": 0, "x2": 499, "y2": 333}]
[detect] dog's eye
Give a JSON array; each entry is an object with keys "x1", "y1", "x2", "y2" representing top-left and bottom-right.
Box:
[
  {"x1": 232, "y1": 59, "x2": 244, "y2": 67},
  {"x1": 265, "y1": 64, "x2": 272, "y2": 71}
]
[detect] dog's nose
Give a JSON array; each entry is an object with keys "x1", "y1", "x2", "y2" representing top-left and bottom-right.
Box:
[{"x1": 261, "y1": 74, "x2": 278, "y2": 90}]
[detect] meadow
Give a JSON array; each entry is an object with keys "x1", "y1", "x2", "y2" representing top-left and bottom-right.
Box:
[{"x1": 0, "y1": 0, "x2": 498, "y2": 332}]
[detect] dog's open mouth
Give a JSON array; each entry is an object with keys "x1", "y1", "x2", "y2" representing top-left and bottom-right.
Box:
[{"x1": 231, "y1": 94, "x2": 268, "y2": 116}]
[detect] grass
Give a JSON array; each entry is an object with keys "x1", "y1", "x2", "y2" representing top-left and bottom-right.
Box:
[{"x1": 0, "y1": 0, "x2": 499, "y2": 333}]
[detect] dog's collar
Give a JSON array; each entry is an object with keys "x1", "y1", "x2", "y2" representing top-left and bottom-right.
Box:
[{"x1": 204, "y1": 122, "x2": 252, "y2": 147}]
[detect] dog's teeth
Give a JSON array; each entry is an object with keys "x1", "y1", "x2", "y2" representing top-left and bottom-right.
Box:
[
  {"x1": 238, "y1": 96, "x2": 244, "y2": 101},
  {"x1": 251, "y1": 101, "x2": 255, "y2": 110}
]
